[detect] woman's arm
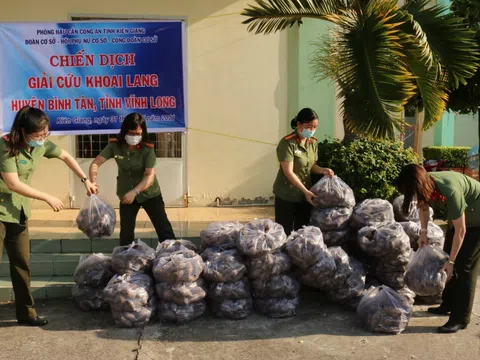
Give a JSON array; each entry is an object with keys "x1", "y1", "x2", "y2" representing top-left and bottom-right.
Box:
[
  {"x1": 280, "y1": 161, "x2": 317, "y2": 205},
  {"x1": 417, "y1": 204, "x2": 430, "y2": 248},
  {"x1": 1, "y1": 172, "x2": 63, "y2": 211},
  {"x1": 121, "y1": 168, "x2": 155, "y2": 204},
  {"x1": 310, "y1": 164, "x2": 334, "y2": 177},
  {"x1": 58, "y1": 150, "x2": 98, "y2": 195},
  {"x1": 443, "y1": 214, "x2": 467, "y2": 281}
]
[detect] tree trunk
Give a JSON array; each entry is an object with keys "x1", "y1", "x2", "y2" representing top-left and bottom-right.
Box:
[
  {"x1": 342, "y1": 115, "x2": 360, "y2": 144},
  {"x1": 413, "y1": 110, "x2": 424, "y2": 157}
]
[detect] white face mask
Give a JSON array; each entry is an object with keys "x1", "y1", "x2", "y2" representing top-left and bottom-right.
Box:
[{"x1": 125, "y1": 135, "x2": 142, "y2": 146}]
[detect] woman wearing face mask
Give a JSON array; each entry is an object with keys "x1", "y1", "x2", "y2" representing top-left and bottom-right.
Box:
[
  {"x1": 0, "y1": 106, "x2": 97, "y2": 326},
  {"x1": 273, "y1": 108, "x2": 334, "y2": 235},
  {"x1": 89, "y1": 112, "x2": 176, "y2": 246}
]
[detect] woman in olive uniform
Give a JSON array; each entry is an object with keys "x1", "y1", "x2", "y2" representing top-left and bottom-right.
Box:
[
  {"x1": 396, "y1": 164, "x2": 480, "y2": 333},
  {"x1": 273, "y1": 108, "x2": 334, "y2": 235},
  {"x1": 89, "y1": 113, "x2": 175, "y2": 246},
  {"x1": 0, "y1": 106, "x2": 97, "y2": 326}
]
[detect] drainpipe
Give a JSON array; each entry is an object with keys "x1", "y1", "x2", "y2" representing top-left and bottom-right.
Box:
[{"x1": 214, "y1": 197, "x2": 271, "y2": 208}]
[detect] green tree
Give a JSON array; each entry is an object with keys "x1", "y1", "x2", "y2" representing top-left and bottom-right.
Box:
[{"x1": 241, "y1": 0, "x2": 479, "y2": 139}]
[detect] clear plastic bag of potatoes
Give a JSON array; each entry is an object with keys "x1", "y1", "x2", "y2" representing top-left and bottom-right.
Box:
[
  {"x1": 76, "y1": 195, "x2": 116, "y2": 239},
  {"x1": 209, "y1": 277, "x2": 251, "y2": 300},
  {"x1": 153, "y1": 249, "x2": 204, "y2": 283},
  {"x1": 251, "y1": 274, "x2": 300, "y2": 299},
  {"x1": 246, "y1": 250, "x2": 292, "y2": 281},
  {"x1": 157, "y1": 300, "x2": 206, "y2": 324},
  {"x1": 357, "y1": 285, "x2": 412, "y2": 335},
  {"x1": 310, "y1": 176, "x2": 356, "y2": 208},
  {"x1": 350, "y1": 199, "x2": 395, "y2": 230},
  {"x1": 155, "y1": 279, "x2": 207, "y2": 305},
  {"x1": 404, "y1": 245, "x2": 448, "y2": 297},
  {"x1": 72, "y1": 284, "x2": 109, "y2": 311},
  {"x1": 254, "y1": 296, "x2": 300, "y2": 318},
  {"x1": 155, "y1": 239, "x2": 197, "y2": 257},
  {"x1": 237, "y1": 219, "x2": 287, "y2": 256},
  {"x1": 103, "y1": 273, "x2": 154, "y2": 313},
  {"x1": 310, "y1": 207, "x2": 352, "y2": 232},
  {"x1": 357, "y1": 223, "x2": 410, "y2": 257},
  {"x1": 212, "y1": 298, "x2": 253, "y2": 319},
  {"x1": 202, "y1": 249, "x2": 247, "y2": 283},
  {"x1": 73, "y1": 253, "x2": 114, "y2": 288},
  {"x1": 392, "y1": 195, "x2": 433, "y2": 222},
  {"x1": 200, "y1": 221, "x2": 243, "y2": 249},
  {"x1": 112, "y1": 240, "x2": 156, "y2": 275},
  {"x1": 285, "y1": 226, "x2": 326, "y2": 271},
  {"x1": 400, "y1": 221, "x2": 445, "y2": 250}
]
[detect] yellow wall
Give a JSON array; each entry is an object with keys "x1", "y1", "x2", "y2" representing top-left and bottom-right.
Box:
[{"x1": 1, "y1": 0, "x2": 288, "y2": 207}]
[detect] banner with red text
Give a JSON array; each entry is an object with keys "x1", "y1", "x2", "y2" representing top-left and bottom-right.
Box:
[{"x1": 0, "y1": 21, "x2": 186, "y2": 134}]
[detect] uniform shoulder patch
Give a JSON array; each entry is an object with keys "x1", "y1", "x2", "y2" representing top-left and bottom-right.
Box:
[
  {"x1": 108, "y1": 137, "x2": 119, "y2": 143},
  {"x1": 142, "y1": 141, "x2": 154, "y2": 149},
  {"x1": 283, "y1": 133, "x2": 296, "y2": 141}
]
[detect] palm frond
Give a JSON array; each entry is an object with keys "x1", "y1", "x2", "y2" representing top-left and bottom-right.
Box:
[
  {"x1": 241, "y1": 0, "x2": 352, "y2": 34},
  {"x1": 402, "y1": 40, "x2": 449, "y2": 130},
  {"x1": 324, "y1": 1, "x2": 416, "y2": 138},
  {"x1": 402, "y1": 0, "x2": 480, "y2": 88}
]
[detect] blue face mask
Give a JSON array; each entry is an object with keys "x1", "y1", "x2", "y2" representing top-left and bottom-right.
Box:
[
  {"x1": 27, "y1": 139, "x2": 45, "y2": 147},
  {"x1": 300, "y1": 128, "x2": 315, "y2": 139}
]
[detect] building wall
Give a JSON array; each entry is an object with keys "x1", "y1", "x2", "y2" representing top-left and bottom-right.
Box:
[
  {"x1": 454, "y1": 113, "x2": 478, "y2": 148},
  {"x1": 0, "y1": 0, "x2": 295, "y2": 207}
]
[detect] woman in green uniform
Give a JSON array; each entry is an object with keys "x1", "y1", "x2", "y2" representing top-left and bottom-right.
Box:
[
  {"x1": 89, "y1": 112, "x2": 175, "y2": 246},
  {"x1": 273, "y1": 108, "x2": 334, "y2": 235},
  {"x1": 396, "y1": 164, "x2": 480, "y2": 333},
  {"x1": 0, "y1": 106, "x2": 97, "y2": 326}
]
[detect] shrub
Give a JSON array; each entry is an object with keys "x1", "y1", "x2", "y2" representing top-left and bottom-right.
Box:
[
  {"x1": 316, "y1": 138, "x2": 419, "y2": 202},
  {"x1": 422, "y1": 146, "x2": 470, "y2": 168}
]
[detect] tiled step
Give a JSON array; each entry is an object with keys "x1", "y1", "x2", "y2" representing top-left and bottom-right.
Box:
[
  {"x1": 0, "y1": 237, "x2": 201, "y2": 278},
  {"x1": 23, "y1": 236, "x2": 200, "y2": 254},
  {"x1": 0, "y1": 276, "x2": 74, "y2": 302}
]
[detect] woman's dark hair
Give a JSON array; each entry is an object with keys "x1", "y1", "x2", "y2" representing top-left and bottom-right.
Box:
[
  {"x1": 6, "y1": 106, "x2": 50, "y2": 157},
  {"x1": 118, "y1": 113, "x2": 149, "y2": 145},
  {"x1": 395, "y1": 164, "x2": 436, "y2": 215},
  {"x1": 290, "y1": 108, "x2": 318, "y2": 129}
]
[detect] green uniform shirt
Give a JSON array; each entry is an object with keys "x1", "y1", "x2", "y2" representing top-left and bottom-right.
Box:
[
  {"x1": 0, "y1": 138, "x2": 62, "y2": 223},
  {"x1": 429, "y1": 171, "x2": 480, "y2": 227},
  {"x1": 273, "y1": 132, "x2": 318, "y2": 203},
  {"x1": 100, "y1": 140, "x2": 161, "y2": 203}
]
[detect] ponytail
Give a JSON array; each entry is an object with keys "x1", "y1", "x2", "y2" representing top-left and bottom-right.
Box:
[{"x1": 290, "y1": 117, "x2": 297, "y2": 129}]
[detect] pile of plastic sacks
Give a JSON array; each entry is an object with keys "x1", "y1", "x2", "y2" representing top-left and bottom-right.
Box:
[
  {"x1": 239, "y1": 219, "x2": 300, "y2": 318},
  {"x1": 201, "y1": 222, "x2": 253, "y2": 319},
  {"x1": 71, "y1": 175, "x2": 449, "y2": 335}
]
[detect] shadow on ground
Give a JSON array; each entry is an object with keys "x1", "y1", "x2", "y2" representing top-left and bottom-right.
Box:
[{"x1": 0, "y1": 288, "x2": 445, "y2": 342}]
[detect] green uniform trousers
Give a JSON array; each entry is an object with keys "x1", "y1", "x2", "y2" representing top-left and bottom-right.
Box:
[
  {"x1": 119, "y1": 194, "x2": 175, "y2": 246},
  {"x1": 274, "y1": 196, "x2": 312, "y2": 236},
  {"x1": 0, "y1": 216, "x2": 37, "y2": 321},
  {"x1": 441, "y1": 227, "x2": 480, "y2": 324}
]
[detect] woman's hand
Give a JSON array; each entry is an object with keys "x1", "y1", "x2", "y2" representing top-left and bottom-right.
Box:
[
  {"x1": 84, "y1": 179, "x2": 99, "y2": 196},
  {"x1": 45, "y1": 195, "x2": 64, "y2": 212},
  {"x1": 303, "y1": 190, "x2": 318, "y2": 206},
  {"x1": 417, "y1": 232, "x2": 429, "y2": 248},
  {"x1": 323, "y1": 168, "x2": 335, "y2": 177},
  {"x1": 121, "y1": 190, "x2": 137, "y2": 204},
  {"x1": 442, "y1": 262, "x2": 454, "y2": 282}
]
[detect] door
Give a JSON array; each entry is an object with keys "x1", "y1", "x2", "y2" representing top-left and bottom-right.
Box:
[{"x1": 73, "y1": 132, "x2": 186, "y2": 208}]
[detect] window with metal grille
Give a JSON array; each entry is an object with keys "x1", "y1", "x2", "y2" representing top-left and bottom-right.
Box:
[
  {"x1": 72, "y1": 16, "x2": 183, "y2": 159},
  {"x1": 75, "y1": 133, "x2": 182, "y2": 158}
]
